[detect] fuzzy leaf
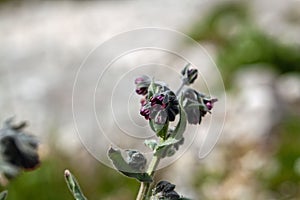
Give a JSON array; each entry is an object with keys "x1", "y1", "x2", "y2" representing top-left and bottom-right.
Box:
[
  {"x1": 149, "y1": 120, "x2": 169, "y2": 140},
  {"x1": 147, "y1": 81, "x2": 158, "y2": 99},
  {"x1": 154, "y1": 100, "x2": 187, "y2": 157},
  {"x1": 170, "y1": 99, "x2": 187, "y2": 140},
  {"x1": 156, "y1": 138, "x2": 179, "y2": 151},
  {"x1": 144, "y1": 139, "x2": 158, "y2": 150},
  {"x1": 64, "y1": 170, "x2": 87, "y2": 200},
  {"x1": 108, "y1": 147, "x2": 152, "y2": 182}
]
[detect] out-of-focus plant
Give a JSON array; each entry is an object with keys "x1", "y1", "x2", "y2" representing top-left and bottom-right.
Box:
[
  {"x1": 0, "y1": 191, "x2": 7, "y2": 200},
  {"x1": 189, "y1": 2, "x2": 300, "y2": 86},
  {"x1": 0, "y1": 118, "x2": 40, "y2": 199},
  {"x1": 64, "y1": 64, "x2": 217, "y2": 200},
  {"x1": 64, "y1": 170, "x2": 87, "y2": 200}
]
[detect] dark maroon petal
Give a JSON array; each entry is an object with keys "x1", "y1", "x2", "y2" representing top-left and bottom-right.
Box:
[
  {"x1": 136, "y1": 87, "x2": 148, "y2": 95},
  {"x1": 150, "y1": 94, "x2": 165, "y2": 106}
]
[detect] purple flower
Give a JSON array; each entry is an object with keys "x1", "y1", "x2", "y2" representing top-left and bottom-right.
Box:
[
  {"x1": 134, "y1": 75, "x2": 151, "y2": 96},
  {"x1": 139, "y1": 90, "x2": 179, "y2": 125}
]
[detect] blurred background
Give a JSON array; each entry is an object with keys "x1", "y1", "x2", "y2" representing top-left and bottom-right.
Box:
[{"x1": 0, "y1": 0, "x2": 300, "y2": 199}]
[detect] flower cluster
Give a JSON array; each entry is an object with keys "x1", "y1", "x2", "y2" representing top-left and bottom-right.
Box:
[
  {"x1": 107, "y1": 64, "x2": 218, "y2": 200},
  {"x1": 135, "y1": 78, "x2": 179, "y2": 125},
  {"x1": 135, "y1": 65, "x2": 217, "y2": 127}
]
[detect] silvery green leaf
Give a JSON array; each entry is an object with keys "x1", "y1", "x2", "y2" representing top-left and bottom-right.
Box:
[
  {"x1": 155, "y1": 138, "x2": 179, "y2": 152},
  {"x1": 147, "y1": 80, "x2": 158, "y2": 98},
  {"x1": 108, "y1": 147, "x2": 152, "y2": 182},
  {"x1": 126, "y1": 150, "x2": 147, "y2": 171},
  {"x1": 149, "y1": 120, "x2": 169, "y2": 140},
  {"x1": 170, "y1": 98, "x2": 187, "y2": 140}
]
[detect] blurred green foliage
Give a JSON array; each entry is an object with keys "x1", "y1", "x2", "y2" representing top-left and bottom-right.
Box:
[
  {"x1": 0, "y1": 153, "x2": 138, "y2": 200},
  {"x1": 189, "y1": 2, "x2": 300, "y2": 87},
  {"x1": 262, "y1": 115, "x2": 300, "y2": 199},
  {"x1": 188, "y1": 3, "x2": 300, "y2": 199}
]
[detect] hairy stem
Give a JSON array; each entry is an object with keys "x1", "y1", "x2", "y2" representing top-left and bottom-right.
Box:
[
  {"x1": 176, "y1": 82, "x2": 185, "y2": 96},
  {"x1": 136, "y1": 155, "x2": 161, "y2": 200}
]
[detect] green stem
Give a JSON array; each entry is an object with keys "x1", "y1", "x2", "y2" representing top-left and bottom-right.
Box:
[
  {"x1": 176, "y1": 82, "x2": 185, "y2": 96},
  {"x1": 136, "y1": 155, "x2": 161, "y2": 200}
]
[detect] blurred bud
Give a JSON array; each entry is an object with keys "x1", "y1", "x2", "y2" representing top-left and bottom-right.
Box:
[
  {"x1": 181, "y1": 63, "x2": 198, "y2": 85},
  {"x1": 0, "y1": 118, "x2": 39, "y2": 179},
  {"x1": 153, "y1": 180, "x2": 180, "y2": 200}
]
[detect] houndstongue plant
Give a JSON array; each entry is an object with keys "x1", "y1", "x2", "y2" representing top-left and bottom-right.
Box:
[{"x1": 65, "y1": 64, "x2": 217, "y2": 200}]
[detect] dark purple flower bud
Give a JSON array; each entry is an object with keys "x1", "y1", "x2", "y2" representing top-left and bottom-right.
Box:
[
  {"x1": 135, "y1": 88, "x2": 148, "y2": 95},
  {"x1": 134, "y1": 75, "x2": 151, "y2": 96},
  {"x1": 181, "y1": 63, "x2": 198, "y2": 85},
  {"x1": 140, "y1": 106, "x2": 150, "y2": 120},
  {"x1": 150, "y1": 94, "x2": 165, "y2": 107}
]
